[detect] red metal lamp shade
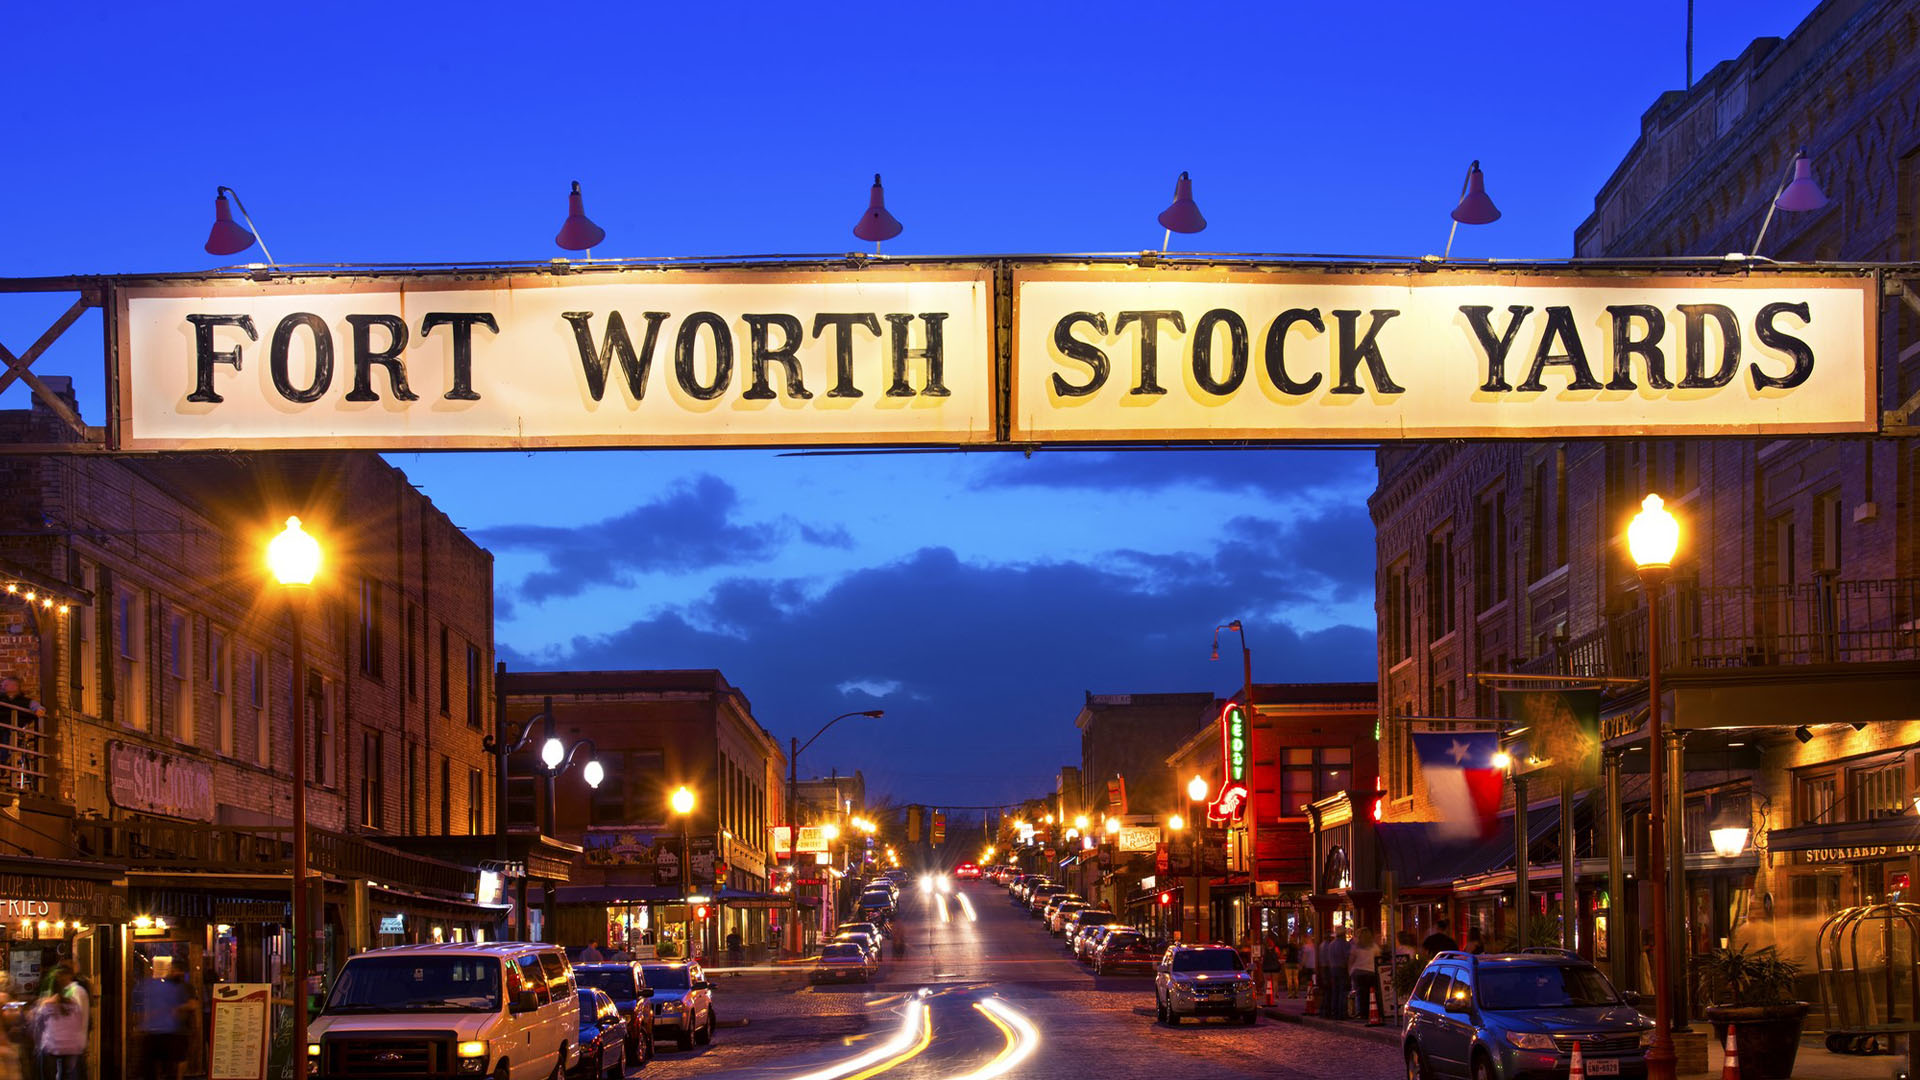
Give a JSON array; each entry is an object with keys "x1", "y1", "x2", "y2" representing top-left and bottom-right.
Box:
[
  {"x1": 853, "y1": 173, "x2": 903, "y2": 243},
  {"x1": 204, "y1": 191, "x2": 258, "y2": 256},
  {"x1": 1450, "y1": 161, "x2": 1501, "y2": 225},
  {"x1": 1774, "y1": 152, "x2": 1829, "y2": 212},
  {"x1": 1156, "y1": 171, "x2": 1206, "y2": 234},
  {"x1": 554, "y1": 181, "x2": 607, "y2": 251}
]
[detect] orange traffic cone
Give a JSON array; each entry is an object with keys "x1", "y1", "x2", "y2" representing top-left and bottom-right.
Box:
[
  {"x1": 1721, "y1": 1025, "x2": 1741, "y2": 1080},
  {"x1": 1569, "y1": 1041, "x2": 1586, "y2": 1080},
  {"x1": 1367, "y1": 990, "x2": 1384, "y2": 1026}
]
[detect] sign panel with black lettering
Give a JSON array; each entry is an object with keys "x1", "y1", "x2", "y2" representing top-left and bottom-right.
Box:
[
  {"x1": 118, "y1": 268, "x2": 995, "y2": 450},
  {"x1": 1011, "y1": 269, "x2": 1875, "y2": 440}
]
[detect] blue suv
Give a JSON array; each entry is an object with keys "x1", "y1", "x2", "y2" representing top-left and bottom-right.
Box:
[{"x1": 1402, "y1": 951, "x2": 1652, "y2": 1080}]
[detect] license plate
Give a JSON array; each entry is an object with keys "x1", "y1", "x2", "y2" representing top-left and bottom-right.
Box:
[{"x1": 1585, "y1": 1058, "x2": 1620, "y2": 1076}]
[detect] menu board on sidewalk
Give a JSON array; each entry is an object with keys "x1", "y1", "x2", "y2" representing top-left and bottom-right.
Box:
[{"x1": 209, "y1": 983, "x2": 272, "y2": 1080}]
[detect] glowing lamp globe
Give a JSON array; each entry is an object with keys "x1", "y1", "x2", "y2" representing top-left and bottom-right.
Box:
[
  {"x1": 821, "y1": 823, "x2": 840, "y2": 841},
  {"x1": 1074, "y1": 815, "x2": 1089, "y2": 831},
  {"x1": 582, "y1": 759, "x2": 605, "y2": 789},
  {"x1": 1168, "y1": 813, "x2": 1185, "y2": 832},
  {"x1": 1628, "y1": 494, "x2": 1680, "y2": 569},
  {"x1": 670, "y1": 785, "x2": 696, "y2": 815},
  {"x1": 1105, "y1": 818, "x2": 1120, "y2": 835},
  {"x1": 540, "y1": 737, "x2": 565, "y2": 770},
  {"x1": 267, "y1": 516, "x2": 322, "y2": 586},
  {"x1": 1491, "y1": 751, "x2": 1512, "y2": 770},
  {"x1": 1710, "y1": 824, "x2": 1750, "y2": 859},
  {"x1": 1187, "y1": 775, "x2": 1209, "y2": 802}
]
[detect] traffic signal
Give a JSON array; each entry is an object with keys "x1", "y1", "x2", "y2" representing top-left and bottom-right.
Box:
[
  {"x1": 907, "y1": 805, "x2": 923, "y2": 843},
  {"x1": 695, "y1": 905, "x2": 709, "y2": 920},
  {"x1": 931, "y1": 810, "x2": 946, "y2": 845},
  {"x1": 1159, "y1": 891, "x2": 1173, "y2": 907}
]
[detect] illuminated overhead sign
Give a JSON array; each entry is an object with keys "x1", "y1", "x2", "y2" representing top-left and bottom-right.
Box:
[
  {"x1": 1010, "y1": 268, "x2": 1874, "y2": 440},
  {"x1": 1207, "y1": 702, "x2": 1250, "y2": 821},
  {"x1": 105, "y1": 261, "x2": 1878, "y2": 450}
]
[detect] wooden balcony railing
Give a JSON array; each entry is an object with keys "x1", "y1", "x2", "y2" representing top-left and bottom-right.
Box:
[{"x1": 76, "y1": 818, "x2": 479, "y2": 896}]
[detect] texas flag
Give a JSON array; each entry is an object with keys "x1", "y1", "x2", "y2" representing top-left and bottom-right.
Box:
[{"x1": 1413, "y1": 732, "x2": 1506, "y2": 840}]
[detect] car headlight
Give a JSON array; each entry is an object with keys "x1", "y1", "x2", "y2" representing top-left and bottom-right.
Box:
[
  {"x1": 1505, "y1": 1031, "x2": 1558, "y2": 1051},
  {"x1": 1170, "y1": 983, "x2": 1195, "y2": 997},
  {"x1": 660, "y1": 999, "x2": 682, "y2": 1011},
  {"x1": 457, "y1": 1041, "x2": 488, "y2": 1059}
]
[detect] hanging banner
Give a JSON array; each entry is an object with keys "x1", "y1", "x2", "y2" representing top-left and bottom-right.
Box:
[
  {"x1": 118, "y1": 267, "x2": 996, "y2": 450},
  {"x1": 1011, "y1": 269, "x2": 1875, "y2": 440},
  {"x1": 1501, "y1": 687, "x2": 1603, "y2": 781}
]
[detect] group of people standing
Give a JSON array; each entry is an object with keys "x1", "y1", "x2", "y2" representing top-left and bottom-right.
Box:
[
  {"x1": 1239, "y1": 915, "x2": 1480, "y2": 1027},
  {"x1": 0, "y1": 964, "x2": 93, "y2": 1080}
]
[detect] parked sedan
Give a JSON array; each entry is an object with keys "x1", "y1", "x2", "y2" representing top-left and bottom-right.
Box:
[
  {"x1": 1093, "y1": 929, "x2": 1162, "y2": 975},
  {"x1": 1061, "y1": 909, "x2": 1114, "y2": 946},
  {"x1": 573, "y1": 962, "x2": 656, "y2": 1067},
  {"x1": 1154, "y1": 944, "x2": 1258, "y2": 1025},
  {"x1": 641, "y1": 961, "x2": 716, "y2": 1050},
  {"x1": 1074, "y1": 922, "x2": 1127, "y2": 963},
  {"x1": 574, "y1": 987, "x2": 627, "y2": 1079},
  {"x1": 833, "y1": 930, "x2": 882, "y2": 964},
  {"x1": 811, "y1": 942, "x2": 875, "y2": 984},
  {"x1": 1048, "y1": 900, "x2": 1090, "y2": 935},
  {"x1": 836, "y1": 921, "x2": 887, "y2": 942}
]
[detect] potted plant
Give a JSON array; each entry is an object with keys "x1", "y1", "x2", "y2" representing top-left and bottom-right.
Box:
[{"x1": 1693, "y1": 944, "x2": 1810, "y2": 1080}]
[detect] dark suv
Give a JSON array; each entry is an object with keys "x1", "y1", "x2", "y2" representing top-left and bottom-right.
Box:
[
  {"x1": 573, "y1": 962, "x2": 656, "y2": 1067},
  {"x1": 1402, "y1": 952, "x2": 1651, "y2": 1080}
]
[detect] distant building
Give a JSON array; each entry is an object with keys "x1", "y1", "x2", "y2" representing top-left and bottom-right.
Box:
[
  {"x1": 1373, "y1": 0, "x2": 1918, "y2": 1019},
  {"x1": 499, "y1": 668, "x2": 786, "y2": 960},
  {"x1": 1075, "y1": 691, "x2": 1216, "y2": 822}
]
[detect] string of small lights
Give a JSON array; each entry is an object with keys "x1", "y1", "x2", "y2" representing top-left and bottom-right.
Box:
[{"x1": 2, "y1": 581, "x2": 72, "y2": 616}]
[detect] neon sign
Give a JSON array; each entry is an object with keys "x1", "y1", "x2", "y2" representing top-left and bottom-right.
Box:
[{"x1": 1207, "y1": 702, "x2": 1250, "y2": 821}]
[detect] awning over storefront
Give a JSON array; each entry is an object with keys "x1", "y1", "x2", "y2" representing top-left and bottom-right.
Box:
[
  {"x1": 0, "y1": 855, "x2": 128, "y2": 922},
  {"x1": 555, "y1": 885, "x2": 681, "y2": 904},
  {"x1": 1768, "y1": 815, "x2": 1920, "y2": 856}
]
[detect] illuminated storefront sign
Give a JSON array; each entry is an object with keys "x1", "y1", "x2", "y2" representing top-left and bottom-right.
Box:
[
  {"x1": 109, "y1": 263, "x2": 1877, "y2": 451},
  {"x1": 1208, "y1": 702, "x2": 1250, "y2": 821}
]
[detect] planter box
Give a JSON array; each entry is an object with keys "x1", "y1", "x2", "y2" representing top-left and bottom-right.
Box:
[{"x1": 1703, "y1": 1003, "x2": 1812, "y2": 1080}]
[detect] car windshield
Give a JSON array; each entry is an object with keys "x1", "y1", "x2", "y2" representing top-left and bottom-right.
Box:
[
  {"x1": 1170, "y1": 950, "x2": 1244, "y2": 973},
  {"x1": 1477, "y1": 965, "x2": 1621, "y2": 1010},
  {"x1": 821, "y1": 944, "x2": 863, "y2": 959},
  {"x1": 641, "y1": 966, "x2": 691, "y2": 990},
  {"x1": 1108, "y1": 933, "x2": 1142, "y2": 948},
  {"x1": 324, "y1": 956, "x2": 501, "y2": 1013},
  {"x1": 575, "y1": 969, "x2": 637, "y2": 1001}
]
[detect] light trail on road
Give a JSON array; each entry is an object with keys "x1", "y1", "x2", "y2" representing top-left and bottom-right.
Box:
[
  {"x1": 937, "y1": 998, "x2": 1040, "y2": 1080},
  {"x1": 936, "y1": 894, "x2": 950, "y2": 923},
  {"x1": 782, "y1": 999, "x2": 932, "y2": 1080},
  {"x1": 954, "y1": 891, "x2": 976, "y2": 921}
]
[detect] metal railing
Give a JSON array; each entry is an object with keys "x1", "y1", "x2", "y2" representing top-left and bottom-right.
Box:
[
  {"x1": 1517, "y1": 576, "x2": 1920, "y2": 678},
  {"x1": 0, "y1": 700, "x2": 48, "y2": 796}
]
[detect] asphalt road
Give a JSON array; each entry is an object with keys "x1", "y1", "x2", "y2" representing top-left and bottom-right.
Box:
[{"x1": 623, "y1": 878, "x2": 1405, "y2": 1080}]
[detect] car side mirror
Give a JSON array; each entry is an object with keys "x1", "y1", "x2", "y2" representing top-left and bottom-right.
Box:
[
  {"x1": 639, "y1": 987, "x2": 655, "y2": 999},
  {"x1": 509, "y1": 990, "x2": 540, "y2": 1014},
  {"x1": 690, "y1": 980, "x2": 710, "y2": 992},
  {"x1": 1621, "y1": 990, "x2": 1643, "y2": 1008}
]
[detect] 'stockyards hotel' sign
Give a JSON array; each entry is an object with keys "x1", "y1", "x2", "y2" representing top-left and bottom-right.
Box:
[{"x1": 115, "y1": 262, "x2": 1877, "y2": 450}]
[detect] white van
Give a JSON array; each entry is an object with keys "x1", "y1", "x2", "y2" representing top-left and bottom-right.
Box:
[{"x1": 308, "y1": 942, "x2": 580, "y2": 1080}]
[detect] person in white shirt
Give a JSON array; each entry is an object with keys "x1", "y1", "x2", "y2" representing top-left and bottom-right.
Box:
[
  {"x1": 1349, "y1": 927, "x2": 1383, "y2": 1025},
  {"x1": 35, "y1": 965, "x2": 89, "y2": 1080}
]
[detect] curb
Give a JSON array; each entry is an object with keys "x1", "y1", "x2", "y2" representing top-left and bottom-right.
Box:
[{"x1": 1262, "y1": 1006, "x2": 1402, "y2": 1047}]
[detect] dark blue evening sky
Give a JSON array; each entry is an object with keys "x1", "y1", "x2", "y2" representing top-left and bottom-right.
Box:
[{"x1": 1, "y1": 0, "x2": 1814, "y2": 806}]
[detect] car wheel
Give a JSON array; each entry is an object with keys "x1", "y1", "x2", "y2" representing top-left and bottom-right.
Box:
[
  {"x1": 1405, "y1": 1045, "x2": 1430, "y2": 1080},
  {"x1": 1240, "y1": 1010, "x2": 1257, "y2": 1025},
  {"x1": 495, "y1": 1064, "x2": 511, "y2": 1080},
  {"x1": 695, "y1": 1012, "x2": 713, "y2": 1046},
  {"x1": 677, "y1": 1022, "x2": 695, "y2": 1051},
  {"x1": 549, "y1": 1045, "x2": 568, "y2": 1080},
  {"x1": 1471, "y1": 1051, "x2": 1498, "y2": 1080}
]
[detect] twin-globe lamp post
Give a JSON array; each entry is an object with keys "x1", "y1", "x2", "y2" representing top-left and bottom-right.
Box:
[
  {"x1": 267, "y1": 517, "x2": 319, "y2": 1080},
  {"x1": 671, "y1": 784, "x2": 700, "y2": 956},
  {"x1": 1628, "y1": 493, "x2": 1681, "y2": 1080}
]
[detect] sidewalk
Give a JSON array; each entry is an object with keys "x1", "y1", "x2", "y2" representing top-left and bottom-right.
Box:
[{"x1": 1260, "y1": 995, "x2": 1904, "y2": 1078}]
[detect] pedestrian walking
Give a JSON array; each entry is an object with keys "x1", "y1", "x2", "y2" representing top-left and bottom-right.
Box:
[
  {"x1": 578, "y1": 941, "x2": 605, "y2": 963},
  {"x1": 1324, "y1": 929, "x2": 1351, "y2": 1022},
  {"x1": 1349, "y1": 927, "x2": 1383, "y2": 1025},
  {"x1": 1259, "y1": 928, "x2": 1283, "y2": 1005},
  {"x1": 1422, "y1": 917, "x2": 1458, "y2": 957},
  {"x1": 726, "y1": 930, "x2": 743, "y2": 967},
  {"x1": 1299, "y1": 931, "x2": 1318, "y2": 1005},
  {"x1": 1465, "y1": 926, "x2": 1485, "y2": 955},
  {"x1": 1283, "y1": 933, "x2": 1303, "y2": 998},
  {"x1": 33, "y1": 965, "x2": 87, "y2": 1080},
  {"x1": 133, "y1": 965, "x2": 190, "y2": 1080}
]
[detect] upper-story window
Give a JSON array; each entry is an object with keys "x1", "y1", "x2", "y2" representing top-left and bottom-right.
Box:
[{"x1": 1426, "y1": 527, "x2": 1454, "y2": 640}]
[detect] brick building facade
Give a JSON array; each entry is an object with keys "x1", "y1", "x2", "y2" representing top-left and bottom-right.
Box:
[
  {"x1": 0, "y1": 386, "x2": 501, "y2": 1075},
  {"x1": 1372, "y1": 0, "x2": 1919, "y2": 1023}
]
